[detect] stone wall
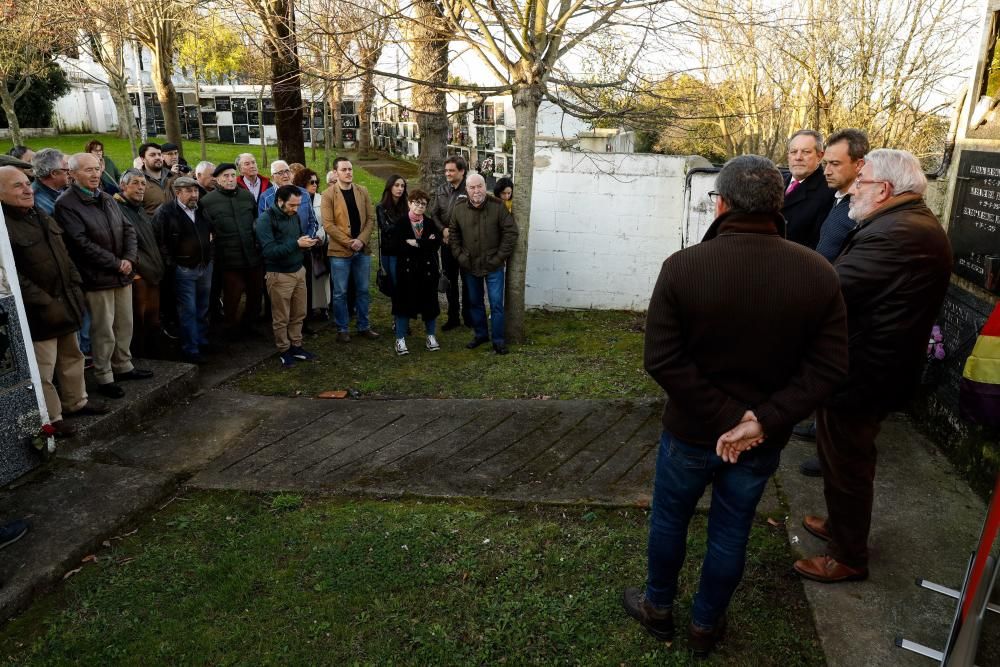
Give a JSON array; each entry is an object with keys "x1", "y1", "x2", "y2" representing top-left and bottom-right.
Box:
[{"x1": 525, "y1": 145, "x2": 710, "y2": 310}]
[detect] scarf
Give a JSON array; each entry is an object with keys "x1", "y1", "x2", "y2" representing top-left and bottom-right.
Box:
[{"x1": 408, "y1": 211, "x2": 424, "y2": 238}]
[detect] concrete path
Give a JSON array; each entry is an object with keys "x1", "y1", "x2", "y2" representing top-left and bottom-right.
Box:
[{"x1": 3, "y1": 369, "x2": 998, "y2": 664}]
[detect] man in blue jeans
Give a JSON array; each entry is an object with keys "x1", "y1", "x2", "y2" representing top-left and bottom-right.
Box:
[
  {"x1": 153, "y1": 177, "x2": 213, "y2": 364},
  {"x1": 623, "y1": 155, "x2": 849, "y2": 658},
  {"x1": 448, "y1": 174, "x2": 518, "y2": 355}
]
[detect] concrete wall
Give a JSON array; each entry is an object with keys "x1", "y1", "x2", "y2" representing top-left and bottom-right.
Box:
[{"x1": 526, "y1": 145, "x2": 710, "y2": 310}]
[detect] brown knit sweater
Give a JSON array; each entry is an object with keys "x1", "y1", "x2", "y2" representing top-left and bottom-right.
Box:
[{"x1": 643, "y1": 211, "x2": 849, "y2": 450}]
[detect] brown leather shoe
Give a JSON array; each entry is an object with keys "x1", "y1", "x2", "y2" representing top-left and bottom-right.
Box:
[
  {"x1": 688, "y1": 616, "x2": 727, "y2": 658},
  {"x1": 793, "y1": 555, "x2": 868, "y2": 583},
  {"x1": 802, "y1": 515, "x2": 830, "y2": 541},
  {"x1": 50, "y1": 420, "x2": 78, "y2": 439},
  {"x1": 621, "y1": 587, "x2": 674, "y2": 642},
  {"x1": 357, "y1": 329, "x2": 380, "y2": 340},
  {"x1": 336, "y1": 332, "x2": 351, "y2": 343}
]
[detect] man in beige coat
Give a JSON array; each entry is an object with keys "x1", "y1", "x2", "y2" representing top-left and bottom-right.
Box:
[{"x1": 321, "y1": 157, "x2": 379, "y2": 343}]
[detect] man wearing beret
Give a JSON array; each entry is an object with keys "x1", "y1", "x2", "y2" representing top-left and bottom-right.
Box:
[{"x1": 201, "y1": 163, "x2": 263, "y2": 341}]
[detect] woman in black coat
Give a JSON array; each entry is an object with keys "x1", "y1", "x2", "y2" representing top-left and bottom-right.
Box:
[{"x1": 391, "y1": 188, "x2": 441, "y2": 356}]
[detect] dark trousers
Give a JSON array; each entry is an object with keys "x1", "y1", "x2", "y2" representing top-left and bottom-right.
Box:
[
  {"x1": 130, "y1": 278, "x2": 161, "y2": 358},
  {"x1": 817, "y1": 406, "x2": 887, "y2": 568},
  {"x1": 441, "y1": 247, "x2": 470, "y2": 324},
  {"x1": 222, "y1": 266, "x2": 265, "y2": 333}
]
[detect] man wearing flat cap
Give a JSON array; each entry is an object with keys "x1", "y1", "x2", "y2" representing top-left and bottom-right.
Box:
[
  {"x1": 152, "y1": 176, "x2": 213, "y2": 363},
  {"x1": 201, "y1": 163, "x2": 264, "y2": 340}
]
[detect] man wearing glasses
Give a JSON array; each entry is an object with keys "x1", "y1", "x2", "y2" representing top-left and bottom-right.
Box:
[{"x1": 793, "y1": 149, "x2": 952, "y2": 584}]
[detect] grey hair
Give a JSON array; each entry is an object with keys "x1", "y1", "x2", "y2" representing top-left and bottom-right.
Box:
[
  {"x1": 715, "y1": 155, "x2": 784, "y2": 214},
  {"x1": 326, "y1": 170, "x2": 336, "y2": 184},
  {"x1": 270, "y1": 160, "x2": 289, "y2": 174},
  {"x1": 236, "y1": 153, "x2": 256, "y2": 167},
  {"x1": 788, "y1": 129, "x2": 824, "y2": 153},
  {"x1": 67, "y1": 152, "x2": 99, "y2": 171},
  {"x1": 32, "y1": 148, "x2": 65, "y2": 178},
  {"x1": 119, "y1": 168, "x2": 146, "y2": 188},
  {"x1": 466, "y1": 173, "x2": 486, "y2": 188},
  {"x1": 195, "y1": 161, "x2": 214, "y2": 177},
  {"x1": 865, "y1": 149, "x2": 927, "y2": 195}
]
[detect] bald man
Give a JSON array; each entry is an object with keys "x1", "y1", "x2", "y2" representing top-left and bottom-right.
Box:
[
  {"x1": 55, "y1": 153, "x2": 153, "y2": 399},
  {"x1": 0, "y1": 167, "x2": 108, "y2": 436}
]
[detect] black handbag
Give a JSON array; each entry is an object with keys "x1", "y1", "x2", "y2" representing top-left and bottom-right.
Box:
[
  {"x1": 310, "y1": 239, "x2": 330, "y2": 277},
  {"x1": 377, "y1": 254, "x2": 393, "y2": 297}
]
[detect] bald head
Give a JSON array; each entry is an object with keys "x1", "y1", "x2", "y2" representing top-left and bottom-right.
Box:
[
  {"x1": 466, "y1": 173, "x2": 487, "y2": 206},
  {"x1": 69, "y1": 152, "x2": 102, "y2": 190},
  {"x1": 0, "y1": 166, "x2": 35, "y2": 210}
]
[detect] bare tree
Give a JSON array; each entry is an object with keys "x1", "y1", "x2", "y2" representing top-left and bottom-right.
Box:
[
  {"x1": 128, "y1": 0, "x2": 199, "y2": 151},
  {"x1": 0, "y1": 0, "x2": 74, "y2": 146},
  {"x1": 408, "y1": 0, "x2": 449, "y2": 189}
]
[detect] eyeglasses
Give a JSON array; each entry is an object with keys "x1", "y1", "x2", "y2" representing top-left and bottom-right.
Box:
[
  {"x1": 853, "y1": 177, "x2": 889, "y2": 189},
  {"x1": 274, "y1": 169, "x2": 291, "y2": 176},
  {"x1": 707, "y1": 190, "x2": 720, "y2": 203},
  {"x1": 410, "y1": 201, "x2": 428, "y2": 207}
]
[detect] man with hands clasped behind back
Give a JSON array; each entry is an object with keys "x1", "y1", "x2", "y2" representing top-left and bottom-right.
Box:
[{"x1": 621, "y1": 155, "x2": 848, "y2": 659}]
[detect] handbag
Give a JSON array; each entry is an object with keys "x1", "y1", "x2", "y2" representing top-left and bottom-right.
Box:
[
  {"x1": 377, "y1": 254, "x2": 394, "y2": 297},
  {"x1": 438, "y1": 273, "x2": 451, "y2": 294},
  {"x1": 310, "y1": 238, "x2": 330, "y2": 277}
]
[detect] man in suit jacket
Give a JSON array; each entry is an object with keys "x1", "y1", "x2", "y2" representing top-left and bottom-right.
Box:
[
  {"x1": 321, "y1": 157, "x2": 379, "y2": 342},
  {"x1": 782, "y1": 129, "x2": 835, "y2": 249}
]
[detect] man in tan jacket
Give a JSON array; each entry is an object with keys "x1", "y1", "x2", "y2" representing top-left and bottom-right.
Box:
[{"x1": 321, "y1": 157, "x2": 379, "y2": 343}]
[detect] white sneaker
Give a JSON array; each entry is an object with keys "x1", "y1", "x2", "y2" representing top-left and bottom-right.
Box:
[
  {"x1": 395, "y1": 338, "x2": 409, "y2": 356},
  {"x1": 426, "y1": 335, "x2": 440, "y2": 351}
]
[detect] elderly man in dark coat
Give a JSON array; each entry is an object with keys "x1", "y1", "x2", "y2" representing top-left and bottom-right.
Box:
[
  {"x1": 0, "y1": 166, "x2": 108, "y2": 437},
  {"x1": 794, "y1": 149, "x2": 953, "y2": 584},
  {"x1": 782, "y1": 129, "x2": 836, "y2": 249},
  {"x1": 55, "y1": 153, "x2": 153, "y2": 399},
  {"x1": 623, "y1": 155, "x2": 848, "y2": 658}
]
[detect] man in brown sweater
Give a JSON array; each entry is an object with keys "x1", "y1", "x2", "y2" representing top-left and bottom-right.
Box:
[{"x1": 622, "y1": 155, "x2": 849, "y2": 658}]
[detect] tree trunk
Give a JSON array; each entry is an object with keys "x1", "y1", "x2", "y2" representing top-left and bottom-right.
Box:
[
  {"x1": 266, "y1": 0, "x2": 305, "y2": 164},
  {"x1": 194, "y1": 70, "x2": 206, "y2": 160},
  {"x1": 330, "y1": 82, "x2": 344, "y2": 149},
  {"x1": 108, "y1": 75, "x2": 137, "y2": 152},
  {"x1": 357, "y1": 65, "x2": 376, "y2": 156},
  {"x1": 0, "y1": 84, "x2": 23, "y2": 147},
  {"x1": 258, "y1": 87, "x2": 268, "y2": 165},
  {"x1": 323, "y1": 86, "x2": 333, "y2": 173},
  {"x1": 506, "y1": 84, "x2": 542, "y2": 344},
  {"x1": 410, "y1": 0, "x2": 449, "y2": 191},
  {"x1": 310, "y1": 98, "x2": 317, "y2": 163},
  {"x1": 150, "y1": 40, "x2": 182, "y2": 147}
]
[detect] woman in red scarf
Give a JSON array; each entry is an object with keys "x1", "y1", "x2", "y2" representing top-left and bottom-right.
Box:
[{"x1": 390, "y1": 189, "x2": 442, "y2": 356}]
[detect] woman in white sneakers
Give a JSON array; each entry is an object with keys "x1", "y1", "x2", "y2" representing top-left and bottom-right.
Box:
[{"x1": 391, "y1": 189, "x2": 442, "y2": 355}]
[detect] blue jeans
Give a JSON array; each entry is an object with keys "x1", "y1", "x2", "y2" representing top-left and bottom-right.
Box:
[
  {"x1": 77, "y1": 308, "x2": 92, "y2": 355},
  {"x1": 382, "y1": 254, "x2": 397, "y2": 285},
  {"x1": 464, "y1": 268, "x2": 505, "y2": 345},
  {"x1": 395, "y1": 315, "x2": 436, "y2": 338},
  {"x1": 645, "y1": 431, "x2": 780, "y2": 629},
  {"x1": 330, "y1": 254, "x2": 371, "y2": 332},
  {"x1": 175, "y1": 263, "x2": 212, "y2": 356}
]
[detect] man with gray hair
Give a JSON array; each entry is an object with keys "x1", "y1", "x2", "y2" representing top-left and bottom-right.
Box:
[
  {"x1": 30, "y1": 148, "x2": 70, "y2": 215},
  {"x1": 236, "y1": 153, "x2": 269, "y2": 203},
  {"x1": 194, "y1": 161, "x2": 216, "y2": 195},
  {"x1": 794, "y1": 149, "x2": 952, "y2": 584},
  {"x1": 782, "y1": 129, "x2": 835, "y2": 248},
  {"x1": 623, "y1": 155, "x2": 848, "y2": 658},
  {"x1": 114, "y1": 169, "x2": 165, "y2": 358},
  {"x1": 56, "y1": 153, "x2": 153, "y2": 398}
]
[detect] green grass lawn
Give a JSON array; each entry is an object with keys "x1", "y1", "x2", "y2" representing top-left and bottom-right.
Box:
[
  {"x1": 0, "y1": 492, "x2": 822, "y2": 666},
  {"x1": 2, "y1": 134, "x2": 403, "y2": 196},
  {"x1": 235, "y1": 306, "x2": 661, "y2": 400}
]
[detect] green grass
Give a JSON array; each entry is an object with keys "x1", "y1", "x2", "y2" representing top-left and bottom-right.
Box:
[
  {"x1": 2, "y1": 133, "x2": 405, "y2": 195},
  {"x1": 0, "y1": 492, "x2": 822, "y2": 666},
  {"x1": 235, "y1": 306, "x2": 661, "y2": 399}
]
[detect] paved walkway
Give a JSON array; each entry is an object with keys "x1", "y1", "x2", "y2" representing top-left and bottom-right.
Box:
[{"x1": 2, "y1": 371, "x2": 998, "y2": 663}]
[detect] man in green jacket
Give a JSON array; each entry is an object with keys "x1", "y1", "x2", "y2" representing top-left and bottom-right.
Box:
[
  {"x1": 448, "y1": 173, "x2": 518, "y2": 355},
  {"x1": 255, "y1": 185, "x2": 318, "y2": 368},
  {"x1": 202, "y1": 163, "x2": 263, "y2": 340}
]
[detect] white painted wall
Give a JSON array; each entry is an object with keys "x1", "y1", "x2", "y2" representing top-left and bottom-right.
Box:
[{"x1": 526, "y1": 145, "x2": 711, "y2": 310}]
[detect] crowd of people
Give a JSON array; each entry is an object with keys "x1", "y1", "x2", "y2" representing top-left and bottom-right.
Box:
[{"x1": 0, "y1": 142, "x2": 518, "y2": 440}]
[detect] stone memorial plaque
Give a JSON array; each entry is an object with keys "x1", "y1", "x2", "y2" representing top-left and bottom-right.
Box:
[
  {"x1": 935, "y1": 284, "x2": 994, "y2": 409},
  {"x1": 949, "y1": 150, "x2": 1000, "y2": 292}
]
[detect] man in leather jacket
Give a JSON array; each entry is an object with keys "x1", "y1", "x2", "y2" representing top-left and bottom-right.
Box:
[{"x1": 794, "y1": 149, "x2": 952, "y2": 584}]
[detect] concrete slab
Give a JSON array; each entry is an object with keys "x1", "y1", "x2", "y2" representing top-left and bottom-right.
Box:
[
  {"x1": 0, "y1": 461, "x2": 174, "y2": 622},
  {"x1": 779, "y1": 414, "x2": 1000, "y2": 666}
]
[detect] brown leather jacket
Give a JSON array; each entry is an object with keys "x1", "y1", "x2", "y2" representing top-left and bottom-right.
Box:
[{"x1": 830, "y1": 193, "x2": 953, "y2": 411}]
